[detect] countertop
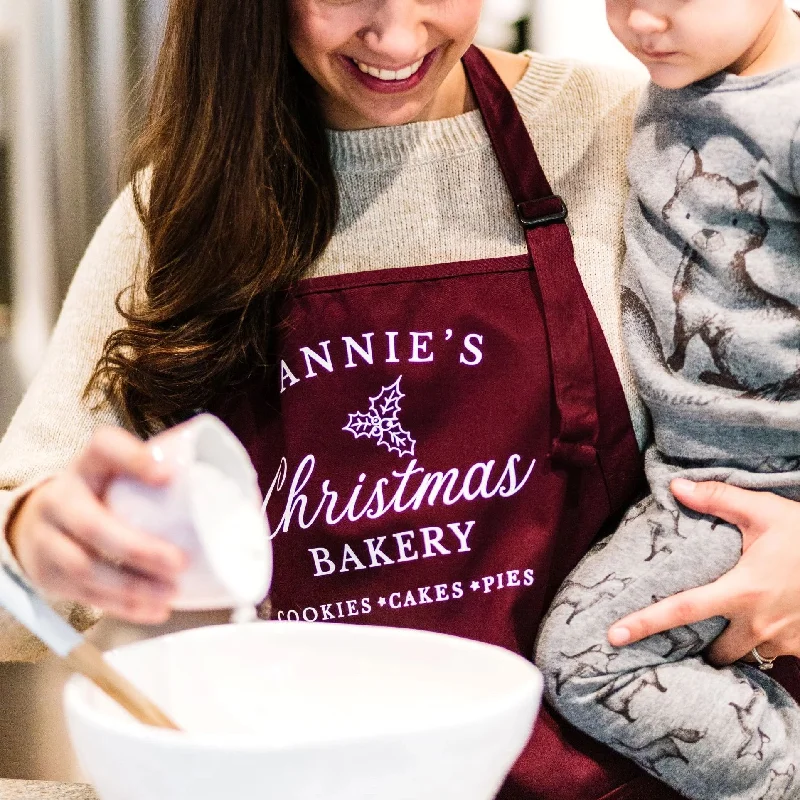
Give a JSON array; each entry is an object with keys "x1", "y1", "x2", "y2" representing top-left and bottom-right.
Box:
[{"x1": 0, "y1": 780, "x2": 97, "y2": 799}]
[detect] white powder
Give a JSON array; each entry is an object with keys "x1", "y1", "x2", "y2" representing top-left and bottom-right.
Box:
[
  {"x1": 108, "y1": 460, "x2": 271, "y2": 611},
  {"x1": 188, "y1": 462, "x2": 271, "y2": 607},
  {"x1": 231, "y1": 606, "x2": 258, "y2": 624}
]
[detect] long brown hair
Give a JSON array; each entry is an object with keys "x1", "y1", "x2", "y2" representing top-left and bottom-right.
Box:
[{"x1": 88, "y1": 0, "x2": 339, "y2": 436}]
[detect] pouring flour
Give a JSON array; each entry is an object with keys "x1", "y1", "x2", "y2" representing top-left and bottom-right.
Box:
[{"x1": 106, "y1": 414, "x2": 272, "y2": 620}]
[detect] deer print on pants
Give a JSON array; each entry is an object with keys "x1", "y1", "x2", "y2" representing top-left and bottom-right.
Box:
[
  {"x1": 730, "y1": 691, "x2": 773, "y2": 761},
  {"x1": 554, "y1": 644, "x2": 620, "y2": 696},
  {"x1": 535, "y1": 480, "x2": 800, "y2": 800},
  {"x1": 615, "y1": 728, "x2": 706, "y2": 777},
  {"x1": 657, "y1": 623, "x2": 704, "y2": 659},
  {"x1": 548, "y1": 573, "x2": 633, "y2": 625},
  {"x1": 758, "y1": 765, "x2": 796, "y2": 800},
  {"x1": 645, "y1": 513, "x2": 685, "y2": 562},
  {"x1": 598, "y1": 669, "x2": 667, "y2": 723}
]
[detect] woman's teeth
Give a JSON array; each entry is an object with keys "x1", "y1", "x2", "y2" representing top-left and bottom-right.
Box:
[{"x1": 352, "y1": 56, "x2": 425, "y2": 81}]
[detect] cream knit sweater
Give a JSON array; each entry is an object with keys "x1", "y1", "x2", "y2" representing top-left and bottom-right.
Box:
[{"x1": 0, "y1": 53, "x2": 646, "y2": 661}]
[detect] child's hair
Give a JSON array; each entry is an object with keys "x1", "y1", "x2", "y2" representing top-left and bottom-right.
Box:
[{"x1": 87, "y1": 0, "x2": 339, "y2": 435}]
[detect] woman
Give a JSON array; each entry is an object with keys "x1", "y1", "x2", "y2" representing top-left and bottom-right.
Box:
[{"x1": 2, "y1": 1, "x2": 799, "y2": 797}]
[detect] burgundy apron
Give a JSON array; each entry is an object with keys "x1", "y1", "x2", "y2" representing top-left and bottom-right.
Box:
[{"x1": 214, "y1": 47, "x2": 691, "y2": 799}]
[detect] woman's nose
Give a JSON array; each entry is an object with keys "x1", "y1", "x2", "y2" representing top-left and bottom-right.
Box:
[
  {"x1": 627, "y1": 8, "x2": 669, "y2": 35},
  {"x1": 359, "y1": 0, "x2": 425, "y2": 63}
]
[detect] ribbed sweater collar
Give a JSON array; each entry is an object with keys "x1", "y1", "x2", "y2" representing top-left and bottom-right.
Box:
[{"x1": 326, "y1": 52, "x2": 572, "y2": 174}]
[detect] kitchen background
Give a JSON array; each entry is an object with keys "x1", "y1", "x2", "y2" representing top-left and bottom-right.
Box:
[{"x1": 0, "y1": 0, "x2": 795, "y2": 785}]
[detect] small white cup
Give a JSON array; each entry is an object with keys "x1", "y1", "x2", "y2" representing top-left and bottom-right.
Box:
[{"x1": 106, "y1": 415, "x2": 272, "y2": 611}]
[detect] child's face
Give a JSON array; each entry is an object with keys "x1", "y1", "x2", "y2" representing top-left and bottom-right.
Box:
[{"x1": 606, "y1": 0, "x2": 785, "y2": 88}]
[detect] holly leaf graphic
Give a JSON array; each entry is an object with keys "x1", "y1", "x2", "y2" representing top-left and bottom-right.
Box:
[
  {"x1": 343, "y1": 376, "x2": 416, "y2": 458},
  {"x1": 344, "y1": 411, "x2": 378, "y2": 439},
  {"x1": 368, "y1": 376, "x2": 404, "y2": 422},
  {"x1": 380, "y1": 423, "x2": 416, "y2": 458}
]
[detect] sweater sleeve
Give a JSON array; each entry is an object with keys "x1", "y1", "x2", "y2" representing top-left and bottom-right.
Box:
[{"x1": 0, "y1": 185, "x2": 144, "y2": 661}]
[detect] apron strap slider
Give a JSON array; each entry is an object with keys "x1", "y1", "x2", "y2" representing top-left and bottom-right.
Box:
[
  {"x1": 516, "y1": 196, "x2": 568, "y2": 230},
  {"x1": 550, "y1": 438, "x2": 597, "y2": 469}
]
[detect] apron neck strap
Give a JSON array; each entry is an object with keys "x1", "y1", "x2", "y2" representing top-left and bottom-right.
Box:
[
  {"x1": 461, "y1": 46, "x2": 567, "y2": 231},
  {"x1": 461, "y1": 45, "x2": 599, "y2": 469}
]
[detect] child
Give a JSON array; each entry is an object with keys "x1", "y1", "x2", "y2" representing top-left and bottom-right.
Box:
[{"x1": 535, "y1": 2, "x2": 800, "y2": 798}]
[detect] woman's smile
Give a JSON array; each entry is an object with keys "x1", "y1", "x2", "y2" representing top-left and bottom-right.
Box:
[
  {"x1": 340, "y1": 48, "x2": 439, "y2": 94},
  {"x1": 288, "y1": 0, "x2": 482, "y2": 130}
]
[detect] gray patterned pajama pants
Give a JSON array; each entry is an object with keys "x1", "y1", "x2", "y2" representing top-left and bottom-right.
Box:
[{"x1": 535, "y1": 489, "x2": 800, "y2": 800}]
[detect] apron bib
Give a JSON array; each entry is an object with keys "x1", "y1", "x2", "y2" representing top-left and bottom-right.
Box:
[{"x1": 215, "y1": 46, "x2": 690, "y2": 800}]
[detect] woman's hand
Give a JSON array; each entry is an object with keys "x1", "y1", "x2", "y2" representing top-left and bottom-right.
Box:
[
  {"x1": 7, "y1": 427, "x2": 187, "y2": 624},
  {"x1": 608, "y1": 478, "x2": 800, "y2": 665}
]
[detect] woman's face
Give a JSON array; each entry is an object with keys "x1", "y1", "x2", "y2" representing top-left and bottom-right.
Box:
[{"x1": 288, "y1": 0, "x2": 483, "y2": 130}]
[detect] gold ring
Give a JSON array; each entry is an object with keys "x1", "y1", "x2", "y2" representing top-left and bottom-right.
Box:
[{"x1": 750, "y1": 646, "x2": 776, "y2": 672}]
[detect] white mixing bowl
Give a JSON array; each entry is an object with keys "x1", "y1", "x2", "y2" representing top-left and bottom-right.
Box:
[{"x1": 64, "y1": 622, "x2": 542, "y2": 800}]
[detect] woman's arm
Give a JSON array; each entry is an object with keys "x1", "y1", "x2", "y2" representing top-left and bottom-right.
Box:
[
  {"x1": 0, "y1": 187, "x2": 140, "y2": 500},
  {"x1": 0, "y1": 185, "x2": 182, "y2": 661},
  {"x1": 608, "y1": 478, "x2": 800, "y2": 665}
]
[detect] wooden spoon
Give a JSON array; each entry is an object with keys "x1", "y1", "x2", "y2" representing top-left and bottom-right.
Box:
[{"x1": 0, "y1": 563, "x2": 180, "y2": 730}]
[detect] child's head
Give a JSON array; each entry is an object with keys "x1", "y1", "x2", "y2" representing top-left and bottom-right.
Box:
[{"x1": 606, "y1": 0, "x2": 788, "y2": 88}]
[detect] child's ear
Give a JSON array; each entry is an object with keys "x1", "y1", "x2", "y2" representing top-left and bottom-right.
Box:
[
  {"x1": 738, "y1": 180, "x2": 762, "y2": 215},
  {"x1": 676, "y1": 148, "x2": 703, "y2": 188}
]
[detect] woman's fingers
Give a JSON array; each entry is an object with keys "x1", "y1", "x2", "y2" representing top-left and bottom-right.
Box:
[
  {"x1": 43, "y1": 474, "x2": 186, "y2": 581},
  {"x1": 604, "y1": 485, "x2": 800, "y2": 660},
  {"x1": 79, "y1": 562, "x2": 176, "y2": 624},
  {"x1": 608, "y1": 578, "x2": 731, "y2": 647},
  {"x1": 7, "y1": 426, "x2": 187, "y2": 622},
  {"x1": 703, "y1": 616, "x2": 769, "y2": 667},
  {"x1": 671, "y1": 479, "x2": 785, "y2": 542},
  {"x1": 71, "y1": 426, "x2": 172, "y2": 497},
  {"x1": 26, "y1": 523, "x2": 176, "y2": 623}
]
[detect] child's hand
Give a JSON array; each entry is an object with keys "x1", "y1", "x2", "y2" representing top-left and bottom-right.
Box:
[
  {"x1": 608, "y1": 479, "x2": 800, "y2": 666},
  {"x1": 7, "y1": 427, "x2": 187, "y2": 623}
]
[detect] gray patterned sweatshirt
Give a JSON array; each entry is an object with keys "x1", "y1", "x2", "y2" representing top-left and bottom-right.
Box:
[{"x1": 622, "y1": 65, "x2": 800, "y2": 489}]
